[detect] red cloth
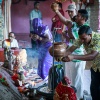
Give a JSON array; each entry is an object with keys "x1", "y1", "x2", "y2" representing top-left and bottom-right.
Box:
[
  {"x1": 11, "y1": 74, "x2": 19, "y2": 81},
  {"x1": 0, "y1": 48, "x2": 20, "y2": 62},
  {"x1": 55, "y1": 82, "x2": 77, "y2": 100},
  {"x1": 51, "y1": 9, "x2": 64, "y2": 34}
]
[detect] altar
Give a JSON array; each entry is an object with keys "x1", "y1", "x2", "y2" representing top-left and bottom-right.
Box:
[{"x1": 0, "y1": 48, "x2": 20, "y2": 62}]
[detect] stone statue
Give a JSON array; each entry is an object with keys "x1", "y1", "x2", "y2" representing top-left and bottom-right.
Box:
[{"x1": 3, "y1": 47, "x2": 16, "y2": 70}]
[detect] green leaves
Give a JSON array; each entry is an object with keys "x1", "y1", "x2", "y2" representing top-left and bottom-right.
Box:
[{"x1": 55, "y1": 64, "x2": 62, "y2": 69}]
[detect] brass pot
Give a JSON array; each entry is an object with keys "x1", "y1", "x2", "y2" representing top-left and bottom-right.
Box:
[{"x1": 49, "y1": 42, "x2": 67, "y2": 57}]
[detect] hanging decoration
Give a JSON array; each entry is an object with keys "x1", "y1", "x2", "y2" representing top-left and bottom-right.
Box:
[
  {"x1": 56, "y1": 0, "x2": 73, "y2": 3},
  {"x1": 73, "y1": 0, "x2": 94, "y2": 5},
  {"x1": 73, "y1": 0, "x2": 78, "y2": 2},
  {"x1": 76, "y1": 0, "x2": 94, "y2": 9}
]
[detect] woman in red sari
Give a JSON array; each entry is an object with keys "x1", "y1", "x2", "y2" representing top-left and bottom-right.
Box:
[{"x1": 54, "y1": 77, "x2": 77, "y2": 100}]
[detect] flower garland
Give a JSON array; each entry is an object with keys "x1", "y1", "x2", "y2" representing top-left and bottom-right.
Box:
[
  {"x1": 0, "y1": 74, "x2": 9, "y2": 86},
  {"x1": 55, "y1": 0, "x2": 81, "y2": 3},
  {"x1": 56, "y1": 0, "x2": 73, "y2": 3}
]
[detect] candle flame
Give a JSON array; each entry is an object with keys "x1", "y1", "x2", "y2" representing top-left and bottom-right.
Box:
[
  {"x1": 29, "y1": 81, "x2": 36, "y2": 86},
  {"x1": 32, "y1": 81, "x2": 35, "y2": 86}
]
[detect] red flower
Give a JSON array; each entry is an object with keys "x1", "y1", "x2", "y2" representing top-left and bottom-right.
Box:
[
  {"x1": 11, "y1": 74, "x2": 19, "y2": 81},
  {"x1": 0, "y1": 74, "x2": 2, "y2": 78}
]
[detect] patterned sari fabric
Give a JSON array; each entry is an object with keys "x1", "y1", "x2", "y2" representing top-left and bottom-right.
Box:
[
  {"x1": 54, "y1": 77, "x2": 77, "y2": 100},
  {"x1": 54, "y1": 82, "x2": 77, "y2": 100}
]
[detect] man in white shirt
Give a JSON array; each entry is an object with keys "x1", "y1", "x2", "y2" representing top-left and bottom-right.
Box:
[{"x1": 2, "y1": 32, "x2": 19, "y2": 49}]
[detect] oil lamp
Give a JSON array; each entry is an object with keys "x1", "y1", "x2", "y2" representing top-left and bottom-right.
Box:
[{"x1": 28, "y1": 81, "x2": 36, "y2": 98}]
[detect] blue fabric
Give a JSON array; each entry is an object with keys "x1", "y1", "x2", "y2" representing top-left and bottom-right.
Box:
[
  {"x1": 54, "y1": 33, "x2": 62, "y2": 42},
  {"x1": 0, "y1": 0, "x2": 2, "y2": 4},
  {"x1": 30, "y1": 9, "x2": 42, "y2": 32}
]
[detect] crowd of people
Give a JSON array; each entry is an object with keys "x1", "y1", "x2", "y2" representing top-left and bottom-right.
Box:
[{"x1": 51, "y1": 2, "x2": 100, "y2": 100}]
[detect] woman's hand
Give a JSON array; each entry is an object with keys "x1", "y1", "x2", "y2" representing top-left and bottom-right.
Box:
[{"x1": 31, "y1": 34, "x2": 39, "y2": 41}]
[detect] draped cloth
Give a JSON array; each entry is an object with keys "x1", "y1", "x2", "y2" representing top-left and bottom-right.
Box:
[
  {"x1": 32, "y1": 18, "x2": 53, "y2": 79},
  {"x1": 54, "y1": 82, "x2": 77, "y2": 100},
  {"x1": 0, "y1": 0, "x2": 4, "y2": 47},
  {"x1": 2, "y1": 0, "x2": 12, "y2": 39}
]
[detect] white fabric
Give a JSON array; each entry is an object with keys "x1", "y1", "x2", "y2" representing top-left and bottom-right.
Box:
[
  {"x1": 10, "y1": 39, "x2": 19, "y2": 48},
  {"x1": 64, "y1": 61, "x2": 86, "y2": 100},
  {"x1": 3, "y1": 38, "x2": 19, "y2": 48},
  {"x1": 3, "y1": 0, "x2": 12, "y2": 39}
]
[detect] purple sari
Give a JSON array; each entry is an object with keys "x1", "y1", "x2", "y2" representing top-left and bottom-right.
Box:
[{"x1": 32, "y1": 18, "x2": 53, "y2": 79}]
